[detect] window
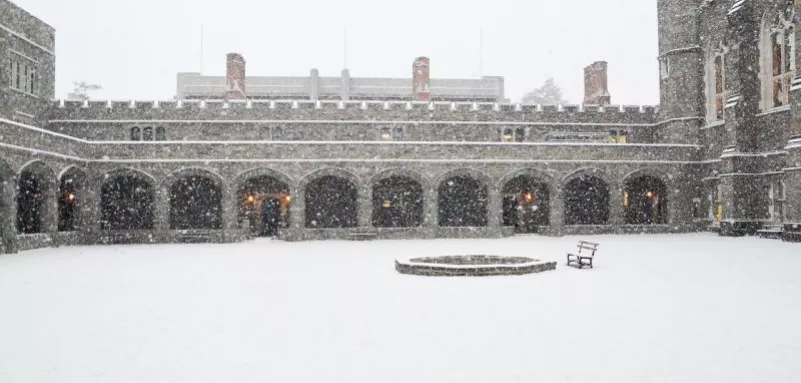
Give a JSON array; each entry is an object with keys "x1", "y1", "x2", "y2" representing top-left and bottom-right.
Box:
[
  {"x1": 763, "y1": 13, "x2": 795, "y2": 109},
  {"x1": 660, "y1": 58, "x2": 670, "y2": 80},
  {"x1": 714, "y1": 52, "x2": 728, "y2": 120},
  {"x1": 514, "y1": 127, "x2": 525, "y2": 142},
  {"x1": 380, "y1": 127, "x2": 393, "y2": 141},
  {"x1": 155, "y1": 126, "x2": 166, "y2": 141},
  {"x1": 130, "y1": 126, "x2": 141, "y2": 141},
  {"x1": 272, "y1": 126, "x2": 284, "y2": 140},
  {"x1": 379, "y1": 126, "x2": 404, "y2": 141},
  {"x1": 500, "y1": 127, "x2": 525, "y2": 142},
  {"x1": 143, "y1": 126, "x2": 153, "y2": 141},
  {"x1": 692, "y1": 198, "x2": 705, "y2": 219},
  {"x1": 8, "y1": 53, "x2": 38, "y2": 95},
  {"x1": 609, "y1": 130, "x2": 628, "y2": 143}
]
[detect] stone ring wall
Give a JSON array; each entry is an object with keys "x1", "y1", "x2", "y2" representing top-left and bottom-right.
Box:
[{"x1": 395, "y1": 255, "x2": 557, "y2": 276}]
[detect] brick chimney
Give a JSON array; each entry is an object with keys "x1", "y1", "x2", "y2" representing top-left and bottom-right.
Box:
[
  {"x1": 226, "y1": 53, "x2": 246, "y2": 100},
  {"x1": 412, "y1": 57, "x2": 431, "y2": 101},
  {"x1": 583, "y1": 61, "x2": 611, "y2": 105}
]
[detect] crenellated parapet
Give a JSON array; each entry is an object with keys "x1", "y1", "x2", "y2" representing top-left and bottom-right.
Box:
[{"x1": 47, "y1": 99, "x2": 658, "y2": 125}]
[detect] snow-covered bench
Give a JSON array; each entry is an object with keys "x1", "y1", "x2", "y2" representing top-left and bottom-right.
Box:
[
  {"x1": 757, "y1": 225, "x2": 783, "y2": 239},
  {"x1": 566, "y1": 240, "x2": 599, "y2": 269}
]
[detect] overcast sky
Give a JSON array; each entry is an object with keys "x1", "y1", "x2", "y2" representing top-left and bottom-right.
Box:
[{"x1": 15, "y1": 0, "x2": 659, "y2": 105}]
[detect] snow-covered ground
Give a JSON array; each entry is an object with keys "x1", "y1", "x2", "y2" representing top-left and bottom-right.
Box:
[{"x1": 1, "y1": 234, "x2": 800, "y2": 383}]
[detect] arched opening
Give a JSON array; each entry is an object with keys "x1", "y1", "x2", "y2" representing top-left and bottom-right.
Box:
[
  {"x1": 438, "y1": 175, "x2": 488, "y2": 227},
  {"x1": 305, "y1": 176, "x2": 357, "y2": 228},
  {"x1": 372, "y1": 176, "x2": 424, "y2": 228},
  {"x1": 58, "y1": 169, "x2": 85, "y2": 232},
  {"x1": 239, "y1": 175, "x2": 291, "y2": 237},
  {"x1": 17, "y1": 170, "x2": 46, "y2": 234},
  {"x1": 169, "y1": 176, "x2": 222, "y2": 230},
  {"x1": 624, "y1": 175, "x2": 668, "y2": 225},
  {"x1": 101, "y1": 174, "x2": 154, "y2": 230},
  {"x1": 564, "y1": 176, "x2": 610, "y2": 225},
  {"x1": 502, "y1": 175, "x2": 550, "y2": 233}
]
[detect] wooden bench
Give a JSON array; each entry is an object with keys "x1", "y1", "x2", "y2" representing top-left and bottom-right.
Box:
[
  {"x1": 566, "y1": 240, "x2": 599, "y2": 269},
  {"x1": 757, "y1": 225, "x2": 783, "y2": 239}
]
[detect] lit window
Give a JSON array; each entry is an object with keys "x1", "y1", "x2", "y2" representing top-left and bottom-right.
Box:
[
  {"x1": 609, "y1": 130, "x2": 628, "y2": 143},
  {"x1": 501, "y1": 128, "x2": 514, "y2": 142},
  {"x1": 380, "y1": 127, "x2": 393, "y2": 141}
]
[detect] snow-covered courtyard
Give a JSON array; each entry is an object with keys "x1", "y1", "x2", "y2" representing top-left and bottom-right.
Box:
[{"x1": 1, "y1": 234, "x2": 800, "y2": 383}]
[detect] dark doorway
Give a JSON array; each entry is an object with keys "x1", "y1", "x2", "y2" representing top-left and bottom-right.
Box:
[
  {"x1": 58, "y1": 174, "x2": 79, "y2": 231},
  {"x1": 101, "y1": 175, "x2": 154, "y2": 230},
  {"x1": 624, "y1": 176, "x2": 668, "y2": 224},
  {"x1": 372, "y1": 176, "x2": 424, "y2": 228},
  {"x1": 305, "y1": 176, "x2": 357, "y2": 228},
  {"x1": 239, "y1": 175, "x2": 291, "y2": 237},
  {"x1": 261, "y1": 197, "x2": 282, "y2": 236},
  {"x1": 169, "y1": 176, "x2": 222, "y2": 230},
  {"x1": 501, "y1": 175, "x2": 550, "y2": 233},
  {"x1": 17, "y1": 170, "x2": 44, "y2": 234},
  {"x1": 438, "y1": 176, "x2": 488, "y2": 227},
  {"x1": 564, "y1": 176, "x2": 610, "y2": 225}
]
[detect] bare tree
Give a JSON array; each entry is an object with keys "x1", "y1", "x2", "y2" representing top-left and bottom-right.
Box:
[
  {"x1": 521, "y1": 77, "x2": 568, "y2": 105},
  {"x1": 67, "y1": 81, "x2": 102, "y2": 101}
]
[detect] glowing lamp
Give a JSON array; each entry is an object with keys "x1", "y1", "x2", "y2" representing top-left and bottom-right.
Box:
[
  {"x1": 646, "y1": 191, "x2": 654, "y2": 198},
  {"x1": 246, "y1": 195, "x2": 255, "y2": 204},
  {"x1": 66, "y1": 193, "x2": 75, "y2": 202}
]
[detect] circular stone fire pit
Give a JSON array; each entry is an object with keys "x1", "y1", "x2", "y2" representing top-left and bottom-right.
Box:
[{"x1": 395, "y1": 255, "x2": 557, "y2": 277}]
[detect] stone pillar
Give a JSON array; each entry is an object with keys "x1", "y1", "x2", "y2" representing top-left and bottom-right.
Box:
[
  {"x1": 289, "y1": 186, "x2": 304, "y2": 230},
  {"x1": 548, "y1": 187, "x2": 564, "y2": 236},
  {"x1": 154, "y1": 186, "x2": 170, "y2": 236},
  {"x1": 609, "y1": 182, "x2": 625, "y2": 228},
  {"x1": 222, "y1": 188, "x2": 238, "y2": 231},
  {"x1": 487, "y1": 186, "x2": 502, "y2": 234},
  {"x1": 0, "y1": 175, "x2": 18, "y2": 253},
  {"x1": 424, "y1": 186, "x2": 438, "y2": 237},
  {"x1": 358, "y1": 185, "x2": 372, "y2": 229},
  {"x1": 41, "y1": 178, "x2": 58, "y2": 234},
  {"x1": 78, "y1": 178, "x2": 101, "y2": 243}
]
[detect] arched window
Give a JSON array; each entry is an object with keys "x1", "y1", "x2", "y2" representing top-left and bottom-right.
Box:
[
  {"x1": 155, "y1": 126, "x2": 166, "y2": 141},
  {"x1": 143, "y1": 126, "x2": 153, "y2": 141},
  {"x1": 761, "y1": 11, "x2": 796, "y2": 110},
  {"x1": 130, "y1": 126, "x2": 141, "y2": 141},
  {"x1": 706, "y1": 43, "x2": 729, "y2": 122}
]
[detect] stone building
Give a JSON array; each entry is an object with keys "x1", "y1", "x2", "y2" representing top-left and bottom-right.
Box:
[{"x1": 1, "y1": 0, "x2": 799, "y2": 253}]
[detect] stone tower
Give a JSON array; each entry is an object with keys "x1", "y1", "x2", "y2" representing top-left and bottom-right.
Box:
[{"x1": 656, "y1": 0, "x2": 704, "y2": 144}]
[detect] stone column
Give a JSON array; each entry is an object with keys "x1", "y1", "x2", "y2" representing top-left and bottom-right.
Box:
[
  {"x1": 548, "y1": 187, "x2": 564, "y2": 236},
  {"x1": 78, "y1": 178, "x2": 101, "y2": 244},
  {"x1": 609, "y1": 182, "x2": 625, "y2": 228},
  {"x1": 41, "y1": 178, "x2": 58, "y2": 235},
  {"x1": 424, "y1": 186, "x2": 438, "y2": 238},
  {"x1": 0, "y1": 175, "x2": 18, "y2": 253},
  {"x1": 487, "y1": 186, "x2": 502, "y2": 235},
  {"x1": 154, "y1": 186, "x2": 170, "y2": 242},
  {"x1": 358, "y1": 185, "x2": 373, "y2": 229}
]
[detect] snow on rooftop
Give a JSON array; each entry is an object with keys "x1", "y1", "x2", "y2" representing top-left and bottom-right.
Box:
[{"x1": 0, "y1": 234, "x2": 799, "y2": 383}]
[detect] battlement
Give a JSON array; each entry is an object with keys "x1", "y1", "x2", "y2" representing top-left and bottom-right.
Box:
[{"x1": 49, "y1": 99, "x2": 658, "y2": 124}]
